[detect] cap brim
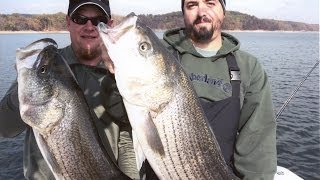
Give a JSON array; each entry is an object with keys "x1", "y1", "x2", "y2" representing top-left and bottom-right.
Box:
[{"x1": 69, "y1": 2, "x2": 110, "y2": 18}]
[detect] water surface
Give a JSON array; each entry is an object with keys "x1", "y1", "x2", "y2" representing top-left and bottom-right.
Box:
[{"x1": 0, "y1": 31, "x2": 319, "y2": 180}]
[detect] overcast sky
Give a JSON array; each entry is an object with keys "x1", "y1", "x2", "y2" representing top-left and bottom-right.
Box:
[{"x1": 0, "y1": 0, "x2": 319, "y2": 24}]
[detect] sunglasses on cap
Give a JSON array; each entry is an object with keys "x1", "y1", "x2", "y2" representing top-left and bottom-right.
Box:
[{"x1": 71, "y1": 14, "x2": 109, "y2": 26}]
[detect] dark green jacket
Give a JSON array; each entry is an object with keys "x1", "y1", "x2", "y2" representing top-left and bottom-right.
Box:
[
  {"x1": 0, "y1": 45, "x2": 139, "y2": 179},
  {"x1": 163, "y1": 28, "x2": 277, "y2": 180}
]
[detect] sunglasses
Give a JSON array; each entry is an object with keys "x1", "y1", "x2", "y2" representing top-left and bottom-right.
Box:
[{"x1": 71, "y1": 14, "x2": 109, "y2": 26}]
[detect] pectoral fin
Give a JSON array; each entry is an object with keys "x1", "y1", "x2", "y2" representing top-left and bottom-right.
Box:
[
  {"x1": 142, "y1": 111, "x2": 165, "y2": 156},
  {"x1": 123, "y1": 101, "x2": 165, "y2": 159}
]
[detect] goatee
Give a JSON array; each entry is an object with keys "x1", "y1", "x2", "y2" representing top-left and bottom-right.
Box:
[
  {"x1": 185, "y1": 16, "x2": 214, "y2": 43},
  {"x1": 193, "y1": 27, "x2": 213, "y2": 42}
]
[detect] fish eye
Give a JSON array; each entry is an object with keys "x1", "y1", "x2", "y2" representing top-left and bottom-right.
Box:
[
  {"x1": 139, "y1": 42, "x2": 151, "y2": 52},
  {"x1": 40, "y1": 65, "x2": 47, "y2": 74}
]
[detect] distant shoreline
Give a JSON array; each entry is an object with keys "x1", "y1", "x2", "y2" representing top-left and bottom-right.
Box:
[
  {"x1": 0, "y1": 31, "x2": 69, "y2": 34},
  {"x1": 0, "y1": 30, "x2": 318, "y2": 34},
  {"x1": 223, "y1": 30, "x2": 319, "y2": 33}
]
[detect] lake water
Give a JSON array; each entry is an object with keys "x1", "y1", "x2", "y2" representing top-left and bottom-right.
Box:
[{"x1": 0, "y1": 31, "x2": 319, "y2": 180}]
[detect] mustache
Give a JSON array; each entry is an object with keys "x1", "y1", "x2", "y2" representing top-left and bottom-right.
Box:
[{"x1": 193, "y1": 16, "x2": 212, "y2": 25}]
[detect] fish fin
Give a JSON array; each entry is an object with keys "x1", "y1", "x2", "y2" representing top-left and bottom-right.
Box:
[
  {"x1": 143, "y1": 111, "x2": 165, "y2": 156},
  {"x1": 132, "y1": 130, "x2": 145, "y2": 170},
  {"x1": 33, "y1": 129, "x2": 63, "y2": 179},
  {"x1": 123, "y1": 101, "x2": 165, "y2": 157}
]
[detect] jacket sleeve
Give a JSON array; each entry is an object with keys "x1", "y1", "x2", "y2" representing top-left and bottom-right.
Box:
[
  {"x1": 0, "y1": 80, "x2": 27, "y2": 138},
  {"x1": 99, "y1": 72, "x2": 140, "y2": 179},
  {"x1": 234, "y1": 59, "x2": 277, "y2": 180}
]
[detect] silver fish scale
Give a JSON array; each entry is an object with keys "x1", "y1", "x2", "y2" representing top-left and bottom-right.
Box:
[
  {"x1": 16, "y1": 41, "x2": 131, "y2": 180},
  {"x1": 147, "y1": 77, "x2": 238, "y2": 180},
  {"x1": 39, "y1": 92, "x2": 118, "y2": 179},
  {"x1": 97, "y1": 14, "x2": 240, "y2": 180}
]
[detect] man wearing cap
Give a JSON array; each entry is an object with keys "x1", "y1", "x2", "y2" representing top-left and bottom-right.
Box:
[
  {"x1": 0, "y1": 0, "x2": 139, "y2": 179},
  {"x1": 162, "y1": 0, "x2": 277, "y2": 179}
]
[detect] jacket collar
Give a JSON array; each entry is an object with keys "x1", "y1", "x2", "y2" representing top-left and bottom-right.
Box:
[{"x1": 163, "y1": 28, "x2": 240, "y2": 60}]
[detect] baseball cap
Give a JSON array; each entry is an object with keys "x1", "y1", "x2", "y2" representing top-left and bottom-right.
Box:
[{"x1": 68, "y1": 0, "x2": 111, "y2": 18}]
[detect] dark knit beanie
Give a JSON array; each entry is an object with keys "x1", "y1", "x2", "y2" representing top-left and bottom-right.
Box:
[{"x1": 181, "y1": 0, "x2": 226, "y2": 14}]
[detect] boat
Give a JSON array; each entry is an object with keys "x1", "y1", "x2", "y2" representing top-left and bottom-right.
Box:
[{"x1": 275, "y1": 166, "x2": 303, "y2": 180}]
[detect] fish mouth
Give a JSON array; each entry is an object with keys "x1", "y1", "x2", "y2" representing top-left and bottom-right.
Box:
[
  {"x1": 16, "y1": 38, "x2": 59, "y2": 108},
  {"x1": 16, "y1": 38, "x2": 57, "y2": 71},
  {"x1": 98, "y1": 12, "x2": 138, "y2": 48}
]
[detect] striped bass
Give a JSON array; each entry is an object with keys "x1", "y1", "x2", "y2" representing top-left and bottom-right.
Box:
[
  {"x1": 98, "y1": 13, "x2": 239, "y2": 180},
  {"x1": 16, "y1": 38, "x2": 130, "y2": 180}
]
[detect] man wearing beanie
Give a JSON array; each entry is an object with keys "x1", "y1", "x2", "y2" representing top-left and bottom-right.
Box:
[
  {"x1": 0, "y1": 0, "x2": 140, "y2": 179},
  {"x1": 162, "y1": 0, "x2": 277, "y2": 179}
]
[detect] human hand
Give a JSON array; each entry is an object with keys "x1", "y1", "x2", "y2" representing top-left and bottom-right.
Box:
[{"x1": 100, "y1": 42, "x2": 115, "y2": 74}]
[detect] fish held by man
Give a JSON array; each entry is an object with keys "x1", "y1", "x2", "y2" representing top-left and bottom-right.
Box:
[
  {"x1": 98, "y1": 13, "x2": 239, "y2": 180},
  {"x1": 16, "y1": 38, "x2": 130, "y2": 180}
]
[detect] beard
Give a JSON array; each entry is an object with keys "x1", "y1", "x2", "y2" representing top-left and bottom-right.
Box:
[
  {"x1": 78, "y1": 43, "x2": 101, "y2": 60},
  {"x1": 80, "y1": 49, "x2": 99, "y2": 59},
  {"x1": 193, "y1": 26, "x2": 213, "y2": 42},
  {"x1": 185, "y1": 16, "x2": 215, "y2": 43}
]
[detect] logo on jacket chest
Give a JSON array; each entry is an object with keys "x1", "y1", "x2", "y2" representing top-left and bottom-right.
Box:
[{"x1": 189, "y1": 73, "x2": 232, "y2": 93}]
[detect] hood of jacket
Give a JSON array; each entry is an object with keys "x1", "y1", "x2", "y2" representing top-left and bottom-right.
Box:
[{"x1": 163, "y1": 27, "x2": 240, "y2": 61}]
